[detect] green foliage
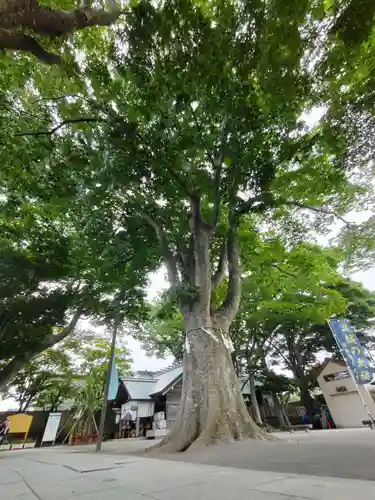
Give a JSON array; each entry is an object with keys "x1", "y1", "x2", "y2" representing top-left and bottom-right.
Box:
[
  {"x1": 4, "y1": 348, "x2": 73, "y2": 411},
  {"x1": 0, "y1": 202, "x2": 84, "y2": 363},
  {"x1": 268, "y1": 278, "x2": 375, "y2": 406},
  {"x1": 257, "y1": 370, "x2": 296, "y2": 397},
  {"x1": 4, "y1": 331, "x2": 133, "y2": 412},
  {"x1": 136, "y1": 302, "x2": 184, "y2": 361},
  {"x1": 338, "y1": 216, "x2": 375, "y2": 271},
  {"x1": 72, "y1": 335, "x2": 132, "y2": 411}
]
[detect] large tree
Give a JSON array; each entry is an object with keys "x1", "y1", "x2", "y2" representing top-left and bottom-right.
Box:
[
  {"x1": 0, "y1": 162, "x2": 150, "y2": 390},
  {"x1": 2, "y1": 0, "x2": 373, "y2": 451}
]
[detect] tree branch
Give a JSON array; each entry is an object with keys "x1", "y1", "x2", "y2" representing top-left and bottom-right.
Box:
[
  {"x1": 165, "y1": 164, "x2": 195, "y2": 198},
  {"x1": 42, "y1": 307, "x2": 83, "y2": 346},
  {"x1": 142, "y1": 213, "x2": 180, "y2": 288},
  {"x1": 15, "y1": 117, "x2": 101, "y2": 137},
  {"x1": 236, "y1": 194, "x2": 268, "y2": 216},
  {"x1": 189, "y1": 103, "x2": 217, "y2": 171},
  {"x1": 189, "y1": 196, "x2": 212, "y2": 310},
  {"x1": 215, "y1": 221, "x2": 241, "y2": 325},
  {"x1": 211, "y1": 241, "x2": 227, "y2": 290},
  {"x1": 269, "y1": 263, "x2": 297, "y2": 278},
  {"x1": 0, "y1": 29, "x2": 62, "y2": 64},
  {"x1": 282, "y1": 200, "x2": 353, "y2": 227},
  {"x1": 0, "y1": 3, "x2": 123, "y2": 64},
  {"x1": 211, "y1": 122, "x2": 228, "y2": 227}
]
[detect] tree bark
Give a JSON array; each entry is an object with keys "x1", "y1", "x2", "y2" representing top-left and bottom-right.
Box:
[
  {"x1": 0, "y1": 0, "x2": 123, "y2": 64},
  {"x1": 299, "y1": 383, "x2": 314, "y2": 422},
  {"x1": 150, "y1": 313, "x2": 270, "y2": 453},
  {"x1": 272, "y1": 392, "x2": 291, "y2": 429},
  {"x1": 249, "y1": 373, "x2": 263, "y2": 425}
]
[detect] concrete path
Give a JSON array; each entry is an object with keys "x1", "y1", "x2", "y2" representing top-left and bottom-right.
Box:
[
  {"x1": 1, "y1": 443, "x2": 375, "y2": 500},
  {"x1": 151, "y1": 428, "x2": 375, "y2": 481},
  {"x1": 95, "y1": 428, "x2": 375, "y2": 482}
]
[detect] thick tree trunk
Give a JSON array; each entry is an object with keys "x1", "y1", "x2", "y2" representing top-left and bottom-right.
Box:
[
  {"x1": 144, "y1": 198, "x2": 275, "y2": 453},
  {"x1": 152, "y1": 315, "x2": 271, "y2": 453},
  {"x1": 249, "y1": 373, "x2": 263, "y2": 425}
]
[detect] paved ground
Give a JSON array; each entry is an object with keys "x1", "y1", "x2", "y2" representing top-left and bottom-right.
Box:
[
  {"x1": 155, "y1": 428, "x2": 375, "y2": 481},
  {"x1": 1, "y1": 442, "x2": 375, "y2": 500},
  {"x1": 100, "y1": 428, "x2": 375, "y2": 481}
]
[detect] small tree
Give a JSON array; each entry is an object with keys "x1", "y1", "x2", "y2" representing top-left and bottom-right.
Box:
[
  {"x1": 74, "y1": 335, "x2": 132, "y2": 411},
  {"x1": 4, "y1": 348, "x2": 73, "y2": 411}
]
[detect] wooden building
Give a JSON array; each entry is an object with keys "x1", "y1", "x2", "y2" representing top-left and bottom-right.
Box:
[{"x1": 120, "y1": 365, "x2": 278, "y2": 436}]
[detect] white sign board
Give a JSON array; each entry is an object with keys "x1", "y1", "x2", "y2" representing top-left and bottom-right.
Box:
[
  {"x1": 42, "y1": 412, "x2": 62, "y2": 443},
  {"x1": 121, "y1": 401, "x2": 155, "y2": 421}
]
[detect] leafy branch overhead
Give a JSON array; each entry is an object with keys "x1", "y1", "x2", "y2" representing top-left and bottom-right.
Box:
[{"x1": 0, "y1": 0, "x2": 123, "y2": 64}]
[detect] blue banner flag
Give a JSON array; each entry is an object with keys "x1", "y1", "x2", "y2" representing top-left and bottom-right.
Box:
[
  {"x1": 327, "y1": 318, "x2": 374, "y2": 385},
  {"x1": 108, "y1": 357, "x2": 119, "y2": 401}
]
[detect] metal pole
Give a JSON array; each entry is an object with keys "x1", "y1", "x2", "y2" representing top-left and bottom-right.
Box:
[
  {"x1": 327, "y1": 322, "x2": 375, "y2": 427},
  {"x1": 96, "y1": 316, "x2": 119, "y2": 452},
  {"x1": 346, "y1": 364, "x2": 375, "y2": 427}
]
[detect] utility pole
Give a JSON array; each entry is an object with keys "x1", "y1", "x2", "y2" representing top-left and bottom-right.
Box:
[{"x1": 96, "y1": 295, "x2": 121, "y2": 452}]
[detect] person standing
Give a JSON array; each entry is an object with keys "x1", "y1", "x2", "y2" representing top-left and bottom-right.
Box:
[{"x1": 0, "y1": 417, "x2": 10, "y2": 445}]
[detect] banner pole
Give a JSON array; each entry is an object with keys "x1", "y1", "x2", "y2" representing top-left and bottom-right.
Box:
[
  {"x1": 346, "y1": 363, "x2": 374, "y2": 428},
  {"x1": 327, "y1": 321, "x2": 375, "y2": 428},
  {"x1": 96, "y1": 318, "x2": 118, "y2": 452}
]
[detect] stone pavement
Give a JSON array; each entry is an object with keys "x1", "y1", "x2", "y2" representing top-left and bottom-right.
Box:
[{"x1": 1, "y1": 444, "x2": 374, "y2": 500}]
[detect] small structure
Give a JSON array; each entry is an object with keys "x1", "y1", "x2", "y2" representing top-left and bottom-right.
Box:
[
  {"x1": 317, "y1": 358, "x2": 375, "y2": 428},
  {"x1": 4, "y1": 413, "x2": 34, "y2": 449},
  {"x1": 121, "y1": 365, "x2": 278, "y2": 436}
]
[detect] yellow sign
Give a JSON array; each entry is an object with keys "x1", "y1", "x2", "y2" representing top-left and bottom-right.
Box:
[{"x1": 9, "y1": 413, "x2": 33, "y2": 439}]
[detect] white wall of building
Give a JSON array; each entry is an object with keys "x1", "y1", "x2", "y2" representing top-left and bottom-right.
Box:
[
  {"x1": 317, "y1": 361, "x2": 375, "y2": 428},
  {"x1": 121, "y1": 401, "x2": 154, "y2": 421}
]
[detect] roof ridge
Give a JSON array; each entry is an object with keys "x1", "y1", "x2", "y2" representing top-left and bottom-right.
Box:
[{"x1": 154, "y1": 363, "x2": 182, "y2": 376}]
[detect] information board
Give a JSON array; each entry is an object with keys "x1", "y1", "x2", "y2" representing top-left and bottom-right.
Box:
[{"x1": 42, "y1": 412, "x2": 62, "y2": 443}]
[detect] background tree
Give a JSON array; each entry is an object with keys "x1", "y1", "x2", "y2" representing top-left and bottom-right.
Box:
[
  {"x1": 73, "y1": 334, "x2": 132, "y2": 412},
  {"x1": 269, "y1": 278, "x2": 375, "y2": 418},
  {"x1": 257, "y1": 370, "x2": 296, "y2": 429},
  {"x1": 0, "y1": 205, "x2": 84, "y2": 391},
  {"x1": 4, "y1": 348, "x2": 73, "y2": 411},
  {"x1": 0, "y1": 143, "x2": 152, "y2": 390},
  {"x1": 136, "y1": 301, "x2": 184, "y2": 362}
]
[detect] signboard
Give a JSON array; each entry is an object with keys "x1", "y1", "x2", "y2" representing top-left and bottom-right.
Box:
[
  {"x1": 327, "y1": 318, "x2": 374, "y2": 385},
  {"x1": 323, "y1": 370, "x2": 350, "y2": 382},
  {"x1": 42, "y1": 413, "x2": 61, "y2": 443}
]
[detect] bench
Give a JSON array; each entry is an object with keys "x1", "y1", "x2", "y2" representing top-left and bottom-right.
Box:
[
  {"x1": 288, "y1": 424, "x2": 313, "y2": 433},
  {"x1": 362, "y1": 420, "x2": 374, "y2": 429}
]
